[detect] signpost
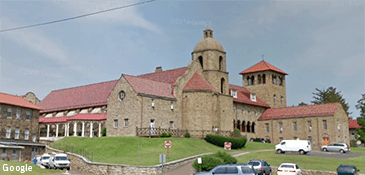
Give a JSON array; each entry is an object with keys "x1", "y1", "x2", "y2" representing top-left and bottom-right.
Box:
[
  {"x1": 224, "y1": 142, "x2": 231, "y2": 150},
  {"x1": 197, "y1": 157, "x2": 202, "y2": 172},
  {"x1": 165, "y1": 141, "x2": 172, "y2": 157},
  {"x1": 159, "y1": 154, "x2": 166, "y2": 175}
]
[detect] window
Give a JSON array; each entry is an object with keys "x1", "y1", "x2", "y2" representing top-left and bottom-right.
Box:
[
  {"x1": 26, "y1": 111, "x2": 31, "y2": 120},
  {"x1": 7, "y1": 108, "x2": 12, "y2": 117},
  {"x1": 247, "y1": 76, "x2": 251, "y2": 86},
  {"x1": 16, "y1": 109, "x2": 21, "y2": 118},
  {"x1": 12, "y1": 149, "x2": 16, "y2": 155},
  {"x1": 124, "y1": 119, "x2": 128, "y2": 127},
  {"x1": 233, "y1": 107, "x2": 236, "y2": 113},
  {"x1": 258, "y1": 75, "x2": 262, "y2": 84},
  {"x1": 323, "y1": 120, "x2": 327, "y2": 129},
  {"x1": 248, "y1": 109, "x2": 251, "y2": 115},
  {"x1": 24, "y1": 129, "x2": 29, "y2": 140},
  {"x1": 308, "y1": 121, "x2": 312, "y2": 132},
  {"x1": 308, "y1": 136, "x2": 312, "y2": 143},
  {"x1": 294, "y1": 137, "x2": 298, "y2": 140},
  {"x1": 279, "y1": 77, "x2": 283, "y2": 85},
  {"x1": 0, "y1": 106, "x2": 2, "y2": 114},
  {"x1": 265, "y1": 123, "x2": 269, "y2": 133},
  {"x1": 15, "y1": 128, "x2": 19, "y2": 139},
  {"x1": 242, "y1": 107, "x2": 245, "y2": 114},
  {"x1": 213, "y1": 167, "x2": 226, "y2": 173},
  {"x1": 6, "y1": 127, "x2": 11, "y2": 139},
  {"x1": 198, "y1": 56, "x2": 203, "y2": 69},
  {"x1": 219, "y1": 56, "x2": 223, "y2": 71},
  {"x1": 293, "y1": 122, "x2": 297, "y2": 131},
  {"x1": 272, "y1": 75, "x2": 277, "y2": 84},
  {"x1": 231, "y1": 89, "x2": 237, "y2": 98},
  {"x1": 262, "y1": 74, "x2": 266, "y2": 84},
  {"x1": 119, "y1": 91, "x2": 125, "y2": 100},
  {"x1": 273, "y1": 95, "x2": 276, "y2": 104},
  {"x1": 32, "y1": 135, "x2": 36, "y2": 142},
  {"x1": 251, "y1": 76, "x2": 255, "y2": 85},
  {"x1": 169, "y1": 121, "x2": 174, "y2": 130},
  {"x1": 170, "y1": 102, "x2": 174, "y2": 110},
  {"x1": 220, "y1": 78, "x2": 225, "y2": 93},
  {"x1": 114, "y1": 119, "x2": 119, "y2": 128},
  {"x1": 250, "y1": 94, "x2": 256, "y2": 102},
  {"x1": 152, "y1": 99, "x2": 155, "y2": 108},
  {"x1": 2, "y1": 149, "x2": 6, "y2": 154},
  {"x1": 226, "y1": 167, "x2": 238, "y2": 173},
  {"x1": 281, "y1": 96, "x2": 283, "y2": 105},
  {"x1": 279, "y1": 122, "x2": 283, "y2": 133}
]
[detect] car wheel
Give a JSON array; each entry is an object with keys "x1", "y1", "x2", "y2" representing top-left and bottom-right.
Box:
[
  {"x1": 67, "y1": 167, "x2": 70, "y2": 170},
  {"x1": 299, "y1": 150, "x2": 305, "y2": 155},
  {"x1": 340, "y1": 149, "x2": 345, "y2": 153},
  {"x1": 277, "y1": 149, "x2": 282, "y2": 154},
  {"x1": 322, "y1": 148, "x2": 328, "y2": 152}
]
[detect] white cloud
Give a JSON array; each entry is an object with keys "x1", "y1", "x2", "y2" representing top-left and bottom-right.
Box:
[{"x1": 56, "y1": 1, "x2": 161, "y2": 34}]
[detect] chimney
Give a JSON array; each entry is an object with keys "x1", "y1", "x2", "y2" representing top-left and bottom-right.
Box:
[{"x1": 155, "y1": 66, "x2": 162, "y2": 72}]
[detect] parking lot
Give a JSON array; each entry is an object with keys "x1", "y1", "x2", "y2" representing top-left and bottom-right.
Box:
[{"x1": 280, "y1": 150, "x2": 364, "y2": 159}]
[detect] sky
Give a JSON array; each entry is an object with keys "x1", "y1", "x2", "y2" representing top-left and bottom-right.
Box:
[{"x1": 0, "y1": 0, "x2": 364, "y2": 118}]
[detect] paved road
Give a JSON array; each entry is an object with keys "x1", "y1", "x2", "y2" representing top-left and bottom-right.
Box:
[{"x1": 279, "y1": 150, "x2": 363, "y2": 159}]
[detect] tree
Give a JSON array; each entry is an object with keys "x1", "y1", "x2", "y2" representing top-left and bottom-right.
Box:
[
  {"x1": 311, "y1": 86, "x2": 350, "y2": 116},
  {"x1": 298, "y1": 102, "x2": 308, "y2": 106},
  {"x1": 355, "y1": 118, "x2": 365, "y2": 143},
  {"x1": 356, "y1": 94, "x2": 365, "y2": 119}
]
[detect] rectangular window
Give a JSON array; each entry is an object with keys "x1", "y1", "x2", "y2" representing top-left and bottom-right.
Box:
[
  {"x1": 26, "y1": 111, "x2": 31, "y2": 120},
  {"x1": 323, "y1": 120, "x2": 327, "y2": 130},
  {"x1": 169, "y1": 121, "x2": 174, "y2": 130},
  {"x1": 24, "y1": 129, "x2": 29, "y2": 140},
  {"x1": 6, "y1": 127, "x2": 11, "y2": 139},
  {"x1": 16, "y1": 109, "x2": 21, "y2": 119},
  {"x1": 7, "y1": 108, "x2": 12, "y2": 117},
  {"x1": 279, "y1": 122, "x2": 283, "y2": 133},
  {"x1": 231, "y1": 89, "x2": 237, "y2": 98},
  {"x1": 124, "y1": 118, "x2": 129, "y2": 127},
  {"x1": 250, "y1": 94, "x2": 257, "y2": 102},
  {"x1": 308, "y1": 136, "x2": 312, "y2": 143},
  {"x1": 15, "y1": 128, "x2": 19, "y2": 139},
  {"x1": 114, "y1": 119, "x2": 118, "y2": 128},
  {"x1": 2, "y1": 149, "x2": 6, "y2": 154},
  {"x1": 32, "y1": 135, "x2": 36, "y2": 142},
  {"x1": 12, "y1": 149, "x2": 16, "y2": 155},
  {"x1": 265, "y1": 123, "x2": 269, "y2": 133},
  {"x1": 293, "y1": 122, "x2": 297, "y2": 131},
  {"x1": 307, "y1": 121, "x2": 312, "y2": 132}
]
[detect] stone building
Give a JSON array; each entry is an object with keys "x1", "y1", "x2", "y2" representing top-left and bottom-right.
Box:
[
  {"x1": 348, "y1": 119, "x2": 362, "y2": 141},
  {"x1": 0, "y1": 92, "x2": 45, "y2": 161},
  {"x1": 37, "y1": 28, "x2": 350, "y2": 147}
]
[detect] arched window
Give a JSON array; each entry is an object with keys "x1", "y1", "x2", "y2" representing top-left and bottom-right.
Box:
[
  {"x1": 237, "y1": 120, "x2": 241, "y2": 130},
  {"x1": 262, "y1": 74, "x2": 266, "y2": 84},
  {"x1": 242, "y1": 121, "x2": 246, "y2": 132},
  {"x1": 221, "y1": 78, "x2": 225, "y2": 93},
  {"x1": 247, "y1": 122, "x2": 251, "y2": 133},
  {"x1": 251, "y1": 76, "x2": 255, "y2": 85},
  {"x1": 272, "y1": 75, "x2": 277, "y2": 84},
  {"x1": 258, "y1": 75, "x2": 261, "y2": 84},
  {"x1": 281, "y1": 96, "x2": 284, "y2": 105},
  {"x1": 233, "y1": 120, "x2": 236, "y2": 129},
  {"x1": 219, "y1": 56, "x2": 223, "y2": 71},
  {"x1": 252, "y1": 122, "x2": 255, "y2": 133},
  {"x1": 247, "y1": 76, "x2": 251, "y2": 86},
  {"x1": 198, "y1": 56, "x2": 203, "y2": 69},
  {"x1": 274, "y1": 95, "x2": 277, "y2": 104}
]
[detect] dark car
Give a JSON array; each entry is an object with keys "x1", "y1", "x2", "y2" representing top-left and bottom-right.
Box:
[
  {"x1": 337, "y1": 164, "x2": 360, "y2": 175},
  {"x1": 247, "y1": 160, "x2": 272, "y2": 175},
  {"x1": 250, "y1": 138, "x2": 266, "y2": 143},
  {"x1": 193, "y1": 164, "x2": 257, "y2": 175}
]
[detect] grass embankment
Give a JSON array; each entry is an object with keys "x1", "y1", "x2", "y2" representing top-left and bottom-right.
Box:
[
  {"x1": 0, "y1": 161, "x2": 63, "y2": 175},
  {"x1": 351, "y1": 147, "x2": 365, "y2": 154},
  {"x1": 236, "y1": 151, "x2": 365, "y2": 172},
  {"x1": 51, "y1": 137, "x2": 274, "y2": 165}
]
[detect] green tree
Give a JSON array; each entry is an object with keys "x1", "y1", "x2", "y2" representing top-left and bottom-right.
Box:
[
  {"x1": 355, "y1": 118, "x2": 365, "y2": 143},
  {"x1": 356, "y1": 94, "x2": 365, "y2": 119},
  {"x1": 311, "y1": 86, "x2": 350, "y2": 116},
  {"x1": 298, "y1": 102, "x2": 308, "y2": 106}
]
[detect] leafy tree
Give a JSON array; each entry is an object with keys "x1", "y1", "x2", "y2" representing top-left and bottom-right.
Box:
[
  {"x1": 356, "y1": 94, "x2": 365, "y2": 119},
  {"x1": 311, "y1": 86, "x2": 350, "y2": 116},
  {"x1": 355, "y1": 118, "x2": 365, "y2": 143},
  {"x1": 298, "y1": 102, "x2": 308, "y2": 106}
]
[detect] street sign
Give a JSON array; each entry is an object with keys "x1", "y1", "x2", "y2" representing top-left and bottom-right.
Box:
[
  {"x1": 165, "y1": 141, "x2": 172, "y2": 148},
  {"x1": 159, "y1": 154, "x2": 166, "y2": 163},
  {"x1": 224, "y1": 142, "x2": 231, "y2": 150}
]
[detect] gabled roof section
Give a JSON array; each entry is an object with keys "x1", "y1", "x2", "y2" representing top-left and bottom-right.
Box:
[
  {"x1": 124, "y1": 75, "x2": 175, "y2": 99},
  {"x1": 137, "y1": 67, "x2": 187, "y2": 84},
  {"x1": 259, "y1": 103, "x2": 341, "y2": 120},
  {"x1": 349, "y1": 119, "x2": 362, "y2": 129},
  {"x1": 38, "y1": 80, "x2": 118, "y2": 113},
  {"x1": 39, "y1": 113, "x2": 107, "y2": 123},
  {"x1": 240, "y1": 61, "x2": 288, "y2": 75},
  {"x1": 0, "y1": 92, "x2": 40, "y2": 110},
  {"x1": 229, "y1": 84, "x2": 270, "y2": 108},
  {"x1": 183, "y1": 72, "x2": 217, "y2": 92}
]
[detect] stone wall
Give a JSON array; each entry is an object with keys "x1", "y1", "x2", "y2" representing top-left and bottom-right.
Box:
[{"x1": 46, "y1": 145, "x2": 211, "y2": 175}]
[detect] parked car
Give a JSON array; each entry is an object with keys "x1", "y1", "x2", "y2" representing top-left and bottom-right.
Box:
[
  {"x1": 275, "y1": 140, "x2": 311, "y2": 155},
  {"x1": 247, "y1": 160, "x2": 272, "y2": 175},
  {"x1": 40, "y1": 153, "x2": 51, "y2": 169},
  {"x1": 249, "y1": 138, "x2": 271, "y2": 143},
  {"x1": 48, "y1": 153, "x2": 70, "y2": 170},
  {"x1": 337, "y1": 164, "x2": 360, "y2": 175},
  {"x1": 321, "y1": 143, "x2": 350, "y2": 153},
  {"x1": 277, "y1": 163, "x2": 302, "y2": 175},
  {"x1": 193, "y1": 164, "x2": 257, "y2": 175}
]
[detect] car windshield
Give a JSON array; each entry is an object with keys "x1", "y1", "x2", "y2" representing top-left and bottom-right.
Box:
[
  {"x1": 241, "y1": 166, "x2": 255, "y2": 173},
  {"x1": 55, "y1": 156, "x2": 68, "y2": 161},
  {"x1": 248, "y1": 162, "x2": 260, "y2": 166},
  {"x1": 42, "y1": 156, "x2": 50, "y2": 160},
  {"x1": 338, "y1": 166, "x2": 356, "y2": 173},
  {"x1": 280, "y1": 165, "x2": 294, "y2": 169}
]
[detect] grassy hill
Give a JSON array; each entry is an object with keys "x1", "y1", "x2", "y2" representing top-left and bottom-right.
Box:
[
  {"x1": 0, "y1": 161, "x2": 63, "y2": 175},
  {"x1": 51, "y1": 137, "x2": 274, "y2": 165}
]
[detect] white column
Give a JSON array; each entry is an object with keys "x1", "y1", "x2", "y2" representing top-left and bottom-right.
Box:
[
  {"x1": 81, "y1": 121, "x2": 85, "y2": 137},
  {"x1": 64, "y1": 123, "x2": 67, "y2": 137},
  {"x1": 46, "y1": 124, "x2": 50, "y2": 138},
  {"x1": 73, "y1": 122, "x2": 77, "y2": 136},
  {"x1": 90, "y1": 122, "x2": 93, "y2": 138},
  {"x1": 56, "y1": 124, "x2": 59, "y2": 138},
  {"x1": 98, "y1": 122, "x2": 102, "y2": 137}
]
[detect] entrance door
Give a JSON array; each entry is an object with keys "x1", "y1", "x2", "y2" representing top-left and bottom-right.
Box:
[
  {"x1": 150, "y1": 119, "x2": 155, "y2": 134},
  {"x1": 31, "y1": 147, "x2": 39, "y2": 158}
]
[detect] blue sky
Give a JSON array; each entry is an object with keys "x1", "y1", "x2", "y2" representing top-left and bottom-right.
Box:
[{"x1": 0, "y1": 1, "x2": 364, "y2": 118}]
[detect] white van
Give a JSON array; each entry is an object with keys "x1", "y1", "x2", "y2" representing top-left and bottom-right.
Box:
[
  {"x1": 40, "y1": 153, "x2": 51, "y2": 168},
  {"x1": 275, "y1": 140, "x2": 311, "y2": 155},
  {"x1": 48, "y1": 153, "x2": 70, "y2": 170}
]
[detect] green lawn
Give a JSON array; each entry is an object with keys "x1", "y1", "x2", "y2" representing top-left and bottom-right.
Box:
[
  {"x1": 0, "y1": 161, "x2": 63, "y2": 175},
  {"x1": 236, "y1": 151, "x2": 365, "y2": 172},
  {"x1": 351, "y1": 147, "x2": 365, "y2": 154},
  {"x1": 51, "y1": 137, "x2": 274, "y2": 165}
]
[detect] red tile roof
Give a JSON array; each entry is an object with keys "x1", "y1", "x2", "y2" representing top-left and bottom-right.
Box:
[
  {"x1": 124, "y1": 75, "x2": 175, "y2": 99},
  {"x1": 38, "y1": 80, "x2": 118, "y2": 113},
  {"x1": 0, "y1": 92, "x2": 40, "y2": 110},
  {"x1": 39, "y1": 113, "x2": 107, "y2": 123},
  {"x1": 258, "y1": 103, "x2": 341, "y2": 120},
  {"x1": 137, "y1": 67, "x2": 187, "y2": 84},
  {"x1": 183, "y1": 72, "x2": 217, "y2": 92},
  {"x1": 239, "y1": 61, "x2": 288, "y2": 75},
  {"x1": 349, "y1": 119, "x2": 362, "y2": 129},
  {"x1": 39, "y1": 116, "x2": 69, "y2": 123},
  {"x1": 229, "y1": 84, "x2": 270, "y2": 108}
]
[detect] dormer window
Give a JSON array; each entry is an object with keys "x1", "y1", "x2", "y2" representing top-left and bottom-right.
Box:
[
  {"x1": 119, "y1": 91, "x2": 125, "y2": 100},
  {"x1": 231, "y1": 89, "x2": 237, "y2": 98},
  {"x1": 250, "y1": 94, "x2": 256, "y2": 102}
]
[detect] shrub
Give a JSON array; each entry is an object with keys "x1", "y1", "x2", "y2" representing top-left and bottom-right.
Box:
[
  {"x1": 233, "y1": 129, "x2": 241, "y2": 136},
  {"x1": 350, "y1": 140, "x2": 357, "y2": 147},
  {"x1": 102, "y1": 128, "x2": 107, "y2": 136},
  {"x1": 192, "y1": 155, "x2": 223, "y2": 171},
  {"x1": 213, "y1": 151, "x2": 237, "y2": 164},
  {"x1": 184, "y1": 132, "x2": 190, "y2": 138},
  {"x1": 77, "y1": 131, "x2": 82, "y2": 136},
  {"x1": 205, "y1": 135, "x2": 247, "y2": 149},
  {"x1": 69, "y1": 131, "x2": 74, "y2": 136},
  {"x1": 160, "y1": 133, "x2": 172, "y2": 137}
]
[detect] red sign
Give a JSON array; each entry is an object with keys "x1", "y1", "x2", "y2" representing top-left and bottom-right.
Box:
[
  {"x1": 224, "y1": 142, "x2": 231, "y2": 150},
  {"x1": 165, "y1": 141, "x2": 172, "y2": 148}
]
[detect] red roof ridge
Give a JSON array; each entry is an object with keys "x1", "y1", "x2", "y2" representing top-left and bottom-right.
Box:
[
  {"x1": 138, "y1": 67, "x2": 187, "y2": 77},
  {"x1": 239, "y1": 60, "x2": 288, "y2": 75},
  {"x1": 0, "y1": 92, "x2": 40, "y2": 109},
  {"x1": 183, "y1": 72, "x2": 217, "y2": 92},
  {"x1": 50, "y1": 79, "x2": 119, "y2": 93},
  {"x1": 274, "y1": 102, "x2": 341, "y2": 109},
  {"x1": 124, "y1": 74, "x2": 172, "y2": 86}
]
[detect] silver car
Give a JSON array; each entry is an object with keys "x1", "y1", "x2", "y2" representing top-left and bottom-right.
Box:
[
  {"x1": 321, "y1": 143, "x2": 350, "y2": 153},
  {"x1": 193, "y1": 164, "x2": 257, "y2": 175}
]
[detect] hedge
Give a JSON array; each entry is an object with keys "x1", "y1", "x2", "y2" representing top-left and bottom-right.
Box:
[
  {"x1": 160, "y1": 133, "x2": 172, "y2": 137},
  {"x1": 205, "y1": 135, "x2": 247, "y2": 149},
  {"x1": 213, "y1": 151, "x2": 237, "y2": 164},
  {"x1": 192, "y1": 154, "x2": 223, "y2": 171}
]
